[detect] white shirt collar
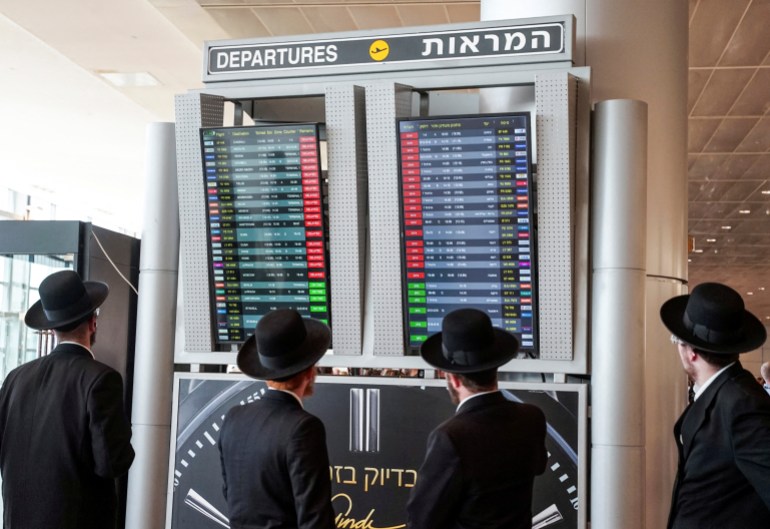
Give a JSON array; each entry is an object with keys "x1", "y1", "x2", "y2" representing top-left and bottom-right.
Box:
[
  {"x1": 268, "y1": 387, "x2": 304, "y2": 408},
  {"x1": 693, "y1": 362, "x2": 735, "y2": 401},
  {"x1": 58, "y1": 341, "x2": 95, "y2": 359},
  {"x1": 457, "y1": 389, "x2": 498, "y2": 412}
]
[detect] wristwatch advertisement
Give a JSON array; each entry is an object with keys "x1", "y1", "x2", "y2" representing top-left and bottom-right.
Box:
[{"x1": 167, "y1": 374, "x2": 586, "y2": 529}]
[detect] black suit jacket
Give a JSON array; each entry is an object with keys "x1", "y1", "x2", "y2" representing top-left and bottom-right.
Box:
[
  {"x1": 406, "y1": 391, "x2": 547, "y2": 529},
  {"x1": 218, "y1": 389, "x2": 335, "y2": 529},
  {"x1": 0, "y1": 343, "x2": 135, "y2": 529},
  {"x1": 668, "y1": 362, "x2": 770, "y2": 529}
]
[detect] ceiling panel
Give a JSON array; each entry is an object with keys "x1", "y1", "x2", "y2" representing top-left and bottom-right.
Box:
[
  {"x1": 347, "y1": 5, "x2": 403, "y2": 29},
  {"x1": 716, "y1": 153, "x2": 762, "y2": 179},
  {"x1": 730, "y1": 68, "x2": 770, "y2": 115},
  {"x1": 206, "y1": 7, "x2": 271, "y2": 38},
  {"x1": 691, "y1": 68, "x2": 755, "y2": 116},
  {"x1": 303, "y1": 6, "x2": 358, "y2": 33},
  {"x1": 704, "y1": 117, "x2": 757, "y2": 152},
  {"x1": 445, "y1": 3, "x2": 479, "y2": 23},
  {"x1": 744, "y1": 154, "x2": 770, "y2": 178},
  {"x1": 693, "y1": 180, "x2": 762, "y2": 201},
  {"x1": 395, "y1": 4, "x2": 450, "y2": 26},
  {"x1": 736, "y1": 117, "x2": 770, "y2": 152},
  {"x1": 718, "y1": 0, "x2": 770, "y2": 66},
  {"x1": 688, "y1": 119, "x2": 721, "y2": 151},
  {"x1": 747, "y1": 183, "x2": 770, "y2": 201},
  {"x1": 687, "y1": 69, "x2": 711, "y2": 113},
  {"x1": 688, "y1": 0, "x2": 749, "y2": 67},
  {"x1": 252, "y1": 7, "x2": 315, "y2": 36},
  {"x1": 689, "y1": 200, "x2": 739, "y2": 219}
]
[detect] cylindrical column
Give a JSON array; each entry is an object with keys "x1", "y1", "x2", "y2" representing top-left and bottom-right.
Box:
[
  {"x1": 591, "y1": 100, "x2": 648, "y2": 529},
  {"x1": 482, "y1": 2, "x2": 688, "y2": 527},
  {"x1": 125, "y1": 122, "x2": 179, "y2": 529}
]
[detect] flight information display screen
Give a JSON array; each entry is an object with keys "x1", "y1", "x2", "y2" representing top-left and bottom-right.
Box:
[
  {"x1": 201, "y1": 124, "x2": 331, "y2": 346},
  {"x1": 397, "y1": 113, "x2": 538, "y2": 356}
]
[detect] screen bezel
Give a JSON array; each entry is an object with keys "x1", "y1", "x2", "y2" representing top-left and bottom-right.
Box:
[
  {"x1": 199, "y1": 123, "x2": 332, "y2": 349},
  {"x1": 395, "y1": 112, "x2": 539, "y2": 357}
]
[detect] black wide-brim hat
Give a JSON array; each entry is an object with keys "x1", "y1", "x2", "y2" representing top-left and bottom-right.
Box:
[
  {"x1": 237, "y1": 309, "x2": 331, "y2": 380},
  {"x1": 420, "y1": 308, "x2": 519, "y2": 374},
  {"x1": 660, "y1": 282, "x2": 766, "y2": 354},
  {"x1": 25, "y1": 270, "x2": 109, "y2": 330}
]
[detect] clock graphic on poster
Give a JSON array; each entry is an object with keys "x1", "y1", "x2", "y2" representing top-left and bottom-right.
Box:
[{"x1": 169, "y1": 377, "x2": 583, "y2": 529}]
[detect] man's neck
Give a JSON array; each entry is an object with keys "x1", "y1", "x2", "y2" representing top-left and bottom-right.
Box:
[
  {"x1": 693, "y1": 362, "x2": 725, "y2": 388},
  {"x1": 457, "y1": 388, "x2": 499, "y2": 411}
]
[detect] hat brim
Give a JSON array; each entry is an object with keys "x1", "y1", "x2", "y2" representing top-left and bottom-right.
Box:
[
  {"x1": 237, "y1": 318, "x2": 330, "y2": 380},
  {"x1": 660, "y1": 294, "x2": 767, "y2": 354},
  {"x1": 24, "y1": 281, "x2": 109, "y2": 330},
  {"x1": 419, "y1": 328, "x2": 519, "y2": 373}
]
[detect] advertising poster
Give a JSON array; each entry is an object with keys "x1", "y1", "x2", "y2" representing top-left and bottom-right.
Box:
[{"x1": 168, "y1": 375, "x2": 585, "y2": 529}]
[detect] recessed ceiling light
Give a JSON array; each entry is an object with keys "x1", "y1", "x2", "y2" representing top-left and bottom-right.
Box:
[
  {"x1": 759, "y1": 287, "x2": 766, "y2": 291},
  {"x1": 706, "y1": 238, "x2": 717, "y2": 243},
  {"x1": 693, "y1": 249, "x2": 703, "y2": 253},
  {"x1": 98, "y1": 71, "x2": 160, "y2": 87},
  {"x1": 738, "y1": 209, "x2": 751, "y2": 215},
  {"x1": 762, "y1": 190, "x2": 770, "y2": 195},
  {"x1": 721, "y1": 225, "x2": 732, "y2": 230},
  {"x1": 747, "y1": 291, "x2": 754, "y2": 295}
]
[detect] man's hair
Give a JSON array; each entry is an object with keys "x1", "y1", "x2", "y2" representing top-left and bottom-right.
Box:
[
  {"x1": 760, "y1": 362, "x2": 770, "y2": 383},
  {"x1": 54, "y1": 312, "x2": 95, "y2": 333},
  {"x1": 693, "y1": 348, "x2": 738, "y2": 368},
  {"x1": 455, "y1": 368, "x2": 498, "y2": 392},
  {"x1": 269, "y1": 365, "x2": 313, "y2": 390}
]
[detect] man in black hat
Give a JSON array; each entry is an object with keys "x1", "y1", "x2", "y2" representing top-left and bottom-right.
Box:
[
  {"x1": 660, "y1": 282, "x2": 770, "y2": 529},
  {"x1": 406, "y1": 308, "x2": 547, "y2": 529},
  {"x1": 0, "y1": 270, "x2": 135, "y2": 528},
  {"x1": 218, "y1": 308, "x2": 335, "y2": 529}
]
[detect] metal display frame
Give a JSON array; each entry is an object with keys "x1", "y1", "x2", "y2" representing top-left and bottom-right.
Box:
[
  {"x1": 174, "y1": 15, "x2": 590, "y2": 375},
  {"x1": 165, "y1": 372, "x2": 587, "y2": 529}
]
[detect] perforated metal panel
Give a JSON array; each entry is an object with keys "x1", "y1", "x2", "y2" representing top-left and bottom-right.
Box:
[
  {"x1": 364, "y1": 83, "x2": 413, "y2": 356},
  {"x1": 325, "y1": 85, "x2": 368, "y2": 355},
  {"x1": 175, "y1": 93, "x2": 225, "y2": 354},
  {"x1": 535, "y1": 73, "x2": 577, "y2": 360}
]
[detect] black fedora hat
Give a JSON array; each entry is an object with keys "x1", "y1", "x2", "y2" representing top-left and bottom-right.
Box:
[
  {"x1": 237, "y1": 309, "x2": 331, "y2": 380},
  {"x1": 660, "y1": 282, "x2": 766, "y2": 354},
  {"x1": 24, "y1": 270, "x2": 109, "y2": 331},
  {"x1": 420, "y1": 308, "x2": 519, "y2": 374}
]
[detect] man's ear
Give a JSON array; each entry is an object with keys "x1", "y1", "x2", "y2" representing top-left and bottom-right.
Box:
[{"x1": 446, "y1": 372, "x2": 461, "y2": 389}]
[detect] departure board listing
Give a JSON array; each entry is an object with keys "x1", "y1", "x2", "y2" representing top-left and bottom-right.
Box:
[
  {"x1": 201, "y1": 124, "x2": 331, "y2": 345},
  {"x1": 398, "y1": 114, "x2": 538, "y2": 356}
]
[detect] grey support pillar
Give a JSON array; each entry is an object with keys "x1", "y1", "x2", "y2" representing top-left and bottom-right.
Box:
[
  {"x1": 591, "y1": 100, "x2": 648, "y2": 529},
  {"x1": 125, "y1": 122, "x2": 180, "y2": 529},
  {"x1": 481, "y1": 2, "x2": 688, "y2": 527}
]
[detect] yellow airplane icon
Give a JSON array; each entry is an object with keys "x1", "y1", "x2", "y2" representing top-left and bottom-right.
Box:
[{"x1": 369, "y1": 39, "x2": 390, "y2": 61}]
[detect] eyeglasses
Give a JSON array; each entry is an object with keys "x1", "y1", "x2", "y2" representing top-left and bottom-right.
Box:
[{"x1": 670, "y1": 334, "x2": 686, "y2": 346}]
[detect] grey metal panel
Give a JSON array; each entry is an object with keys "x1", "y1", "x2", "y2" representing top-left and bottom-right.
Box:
[
  {"x1": 197, "y1": 62, "x2": 574, "y2": 98},
  {"x1": 0, "y1": 220, "x2": 81, "y2": 255},
  {"x1": 365, "y1": 83, "x2": 413, "y2": 356},
  {"x1": 174, "y1": 93, "x2": 225, "y2": 355},
  {"x1": 325, "y1": 85, "x2": 368, "y2": 355},
  {"x1": 171, "y1": 66, "x2": 593, "y2": 373},
  {"x1": 535, "y1": 72, "x2": 576, "y2": 360}
]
